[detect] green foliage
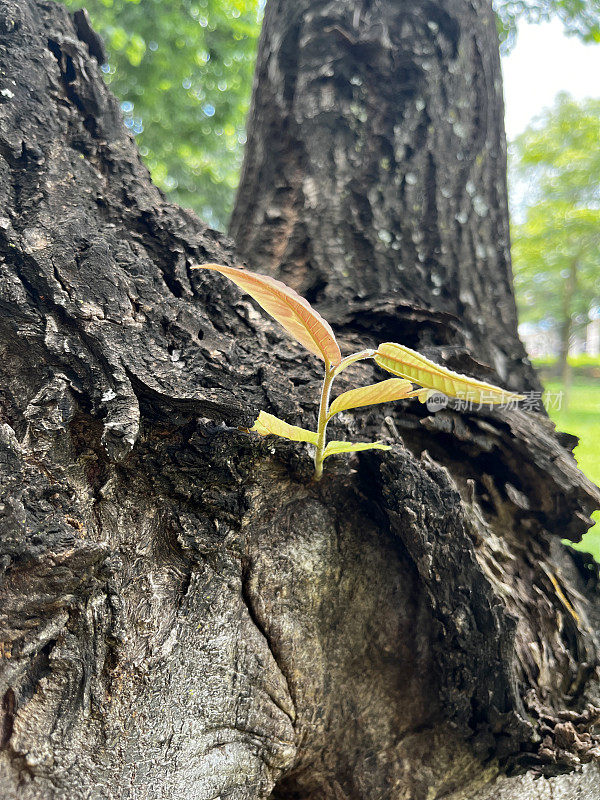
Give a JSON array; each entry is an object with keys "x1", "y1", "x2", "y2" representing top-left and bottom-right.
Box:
[
  {"x1": 194, "y1": 264, "x2": 523, "y2": 479},
  {"x1": 496, "y1": 0, "x2": 600, "y2": 50},
  {"x1": 510, "y1": 94, "x2": 600, "y2": 347},
  {"x1": 63, "y1": 0, "x2": 261, "y2": 229}
]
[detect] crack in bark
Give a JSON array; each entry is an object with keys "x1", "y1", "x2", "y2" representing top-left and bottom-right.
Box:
[{"x1": 240, "y1": 564, "x2": 297, "y2": 730}]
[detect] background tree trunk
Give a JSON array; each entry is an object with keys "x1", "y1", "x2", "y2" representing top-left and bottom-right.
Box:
[
  {"x1": 1, "y1": 2, "x2": 600, "y2": 800},
  {"x1": 558, "y1": 258, "x2": 577, "y2": 407},
  {"x1": 231, "y1": 0, "x2": 535, "y2": 395}
]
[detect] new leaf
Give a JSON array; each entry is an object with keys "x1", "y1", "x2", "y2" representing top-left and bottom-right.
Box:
[
  {"x1": 193, "y1": 264, "x2": 342, "y2": 366},
  {"x1": 375, "y1": 343, "x2": 526, "y2": 404},
  {"x1": 328, "y1": 378, "x2": 414, "y2": 417},
  {"x1": 250, "y1": 411, "x2": 318, "y2": 444},
  {"x1": 323, "y1": 441, "x2": 391, "y2": 459}
]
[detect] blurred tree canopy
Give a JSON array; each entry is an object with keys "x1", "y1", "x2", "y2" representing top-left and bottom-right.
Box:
[
  {"x1": 495, "y1": 0, "x2": 600, "y2": 49},
  {"x1": 510, "y1": 94, "x2": 600, "y2": 378},
  {"x1": 63, "y1": 0, "x2": 261, "y2": 229},
  {"x1": 63, "y1": 0, "x2": 599, "y2": 230}
]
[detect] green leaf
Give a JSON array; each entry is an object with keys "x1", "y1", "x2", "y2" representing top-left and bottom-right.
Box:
[
  {"x1": 375, "y1": 343, "x2": 525, "y2": 404},
  {"x1": 328, "y1": 378, "x2": 414, "y2": 417},
  {"x1": 323, "y1": 441, "x2": 391, "y2": 459},
  {"x1": 250, "y1": 411, "x2": 317, "y2": 444}
]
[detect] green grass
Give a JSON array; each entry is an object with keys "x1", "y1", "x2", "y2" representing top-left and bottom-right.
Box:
[
  {"x1": 543, "y1": 378, "x2": 600, "y2": 559},
  {"x1": 534, "y1": 355, "x2": 600, "y2": 368}
]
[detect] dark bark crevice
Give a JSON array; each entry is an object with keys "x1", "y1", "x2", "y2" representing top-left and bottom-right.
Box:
[{"x1": 240, "y1": 562, "x2": 298, "y2": 727}]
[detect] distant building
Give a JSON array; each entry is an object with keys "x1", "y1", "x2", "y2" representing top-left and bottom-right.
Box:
[
  {"x1": 519, "y1": 317, "x2": 600, "y2": 359},
  {"x1": 587, "y1": 318, "x2": 600, "y2": 357},
  {"x1": 519, "y1": 322, "x2": 560, "y2": 359}
]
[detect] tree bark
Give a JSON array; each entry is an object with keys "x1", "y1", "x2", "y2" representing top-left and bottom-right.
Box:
[
  {"x1": 0, "y1": 2, "x2": 599, "y2": 800},
  {"x1": 559, "y1": 258, "x2": 577, "y2": 404}
]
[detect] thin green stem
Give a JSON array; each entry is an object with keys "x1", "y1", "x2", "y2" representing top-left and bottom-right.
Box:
[
  {"x1": 332, "y1": 349, "x2": 376, "y2": 377},
  {"x1": 313, "y1": 364, "x2": 335, "y2": 480},
  {"x1": 313, "y1": 349, "x2": 378, "y2": 479}
]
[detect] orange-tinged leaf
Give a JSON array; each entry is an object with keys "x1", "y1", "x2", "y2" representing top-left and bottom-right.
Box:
[
  {"x1": 375, "y1": 343, "x2": 526, "y2": 404},
  {"x1": 193, "y1": 263, "x2": 341, "y2": 366},
  {"x1": 328, "y1": 378, "x2": 413, "y2": 417},
  {"x1": 250, "y1": 411, "x2": 318, "y2": 444},
  {"x1": 323, "y1": 440, "x2": 390, "y2": 459}
]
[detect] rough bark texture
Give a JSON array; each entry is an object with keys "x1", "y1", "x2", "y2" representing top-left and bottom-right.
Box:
[{"x1": 0, "y1": 2, "x2": 600, "y2": 800}]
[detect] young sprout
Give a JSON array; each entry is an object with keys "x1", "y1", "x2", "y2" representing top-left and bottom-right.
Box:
[{"x1": 193, "y1": 264, "x2": 525, "y2": 480}]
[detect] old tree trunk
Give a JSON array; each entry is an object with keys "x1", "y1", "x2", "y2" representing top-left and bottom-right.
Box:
[{"x1": 1, "y1": 0, "x2": 600, "y2": 798}]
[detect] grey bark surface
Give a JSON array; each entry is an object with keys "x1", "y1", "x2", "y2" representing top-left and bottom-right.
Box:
[{"x1": 0, "y1": 2, "x2": 599, "y2": 800}]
